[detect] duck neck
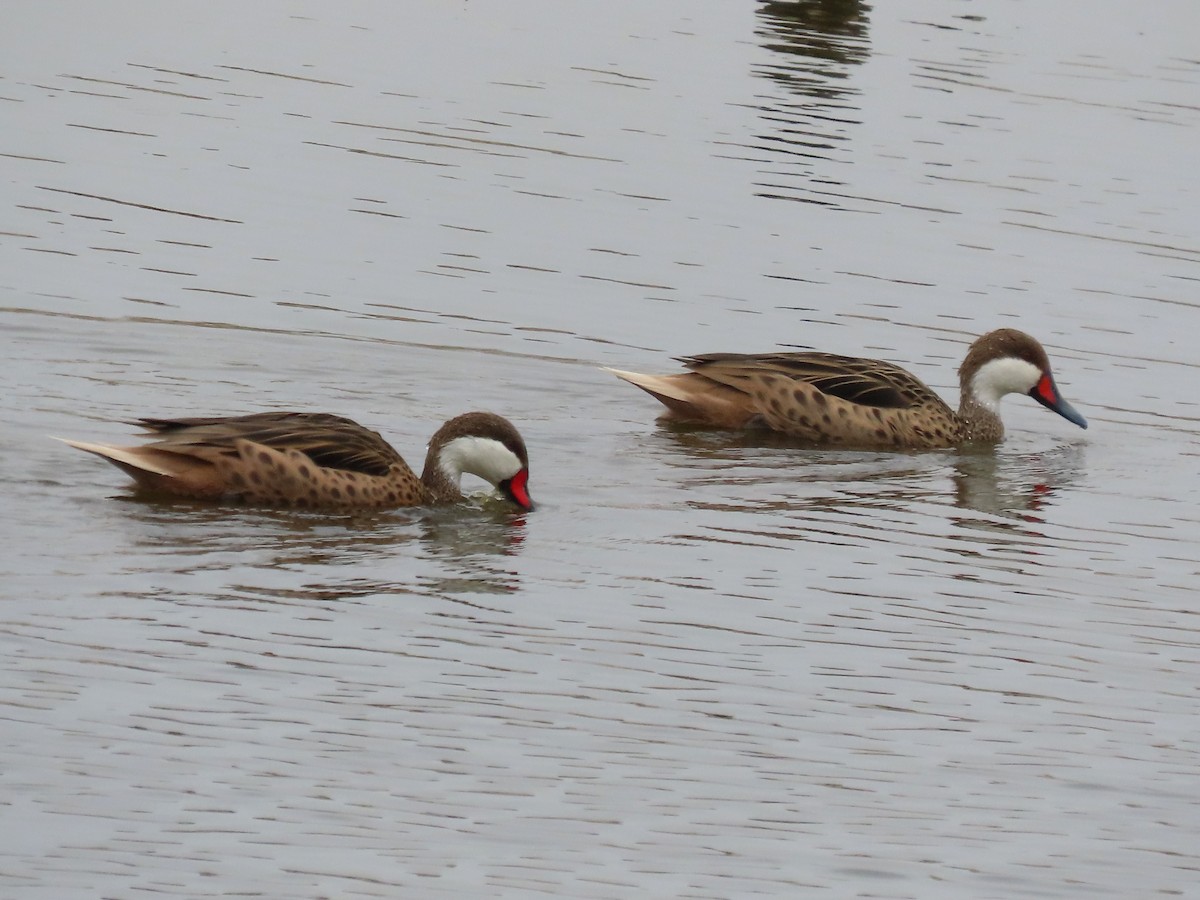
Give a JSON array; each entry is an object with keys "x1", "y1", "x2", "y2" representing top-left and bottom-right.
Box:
[
  {"x1": 956, "y1": 393, "x2": 1005, "y2": 443},
  {"x1": 420, "y1": 442, "x2": 464, "y2": 504}
]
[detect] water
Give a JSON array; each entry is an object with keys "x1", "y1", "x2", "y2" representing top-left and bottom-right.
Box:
[{"x1": 3, "y1": 1, "x2": 1199, "y2": 897}]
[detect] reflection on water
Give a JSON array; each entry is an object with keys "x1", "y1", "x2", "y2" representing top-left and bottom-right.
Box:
[
  {"x1": 952, "y1": 443, "x2": 1086, "y2": 525},
  {"x1": 749, "y1": 1, "x2": 872, "y2": 205},
  {"x1": 417, "y1": 503, "x2": 528, "y2": 597},
  {"x1": 757, "y1": 0, "x2": 871, "y2": 70},
  {"x1": 654, "y1": 424, "x2": 1083, "y2": 529},
  {"x1": 106, "y1": 493, "x2": 527, "y2": 598}
]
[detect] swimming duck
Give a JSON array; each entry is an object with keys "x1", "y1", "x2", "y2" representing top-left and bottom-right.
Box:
[
  {"x1": 59, "y1": 410, "x2": 534, "y2": 510},
  {"x1": 608, "y1": 328, "x2": 1087, "y2": 449}
]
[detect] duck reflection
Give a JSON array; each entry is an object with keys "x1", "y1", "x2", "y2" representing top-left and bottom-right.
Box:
[
  {"x1": 951, "y1": 443, "x2": 1085, "y2": 528},
  {"x1": 757, "y1": 1, "x2": 871, "y2": 70},
  {"x1": 112, "y1": 494, "x2": 527, "y2": 600},
  {"x1": 656, "y1": 425, "x2": 1083, "y2": 531},
  {"x1": 750, "y1": 1, "x2": 872, "y2": 206}
]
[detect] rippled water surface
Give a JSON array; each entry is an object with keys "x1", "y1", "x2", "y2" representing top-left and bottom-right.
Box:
[{"x1": 3, "y1": 1, "x2": 1199, "y2": 897}]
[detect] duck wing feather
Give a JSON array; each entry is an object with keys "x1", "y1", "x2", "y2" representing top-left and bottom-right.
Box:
[
  {"x1": 136, "y1": 412, "x2": 405, "y2": 477},
  {"x1": 680, "y1": 352, "x2": 947, "y2": 411}
]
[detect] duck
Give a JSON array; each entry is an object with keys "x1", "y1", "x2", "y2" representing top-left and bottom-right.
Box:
[
  {"x1": 58, "y1": 410, "x2": 534, "y2": 511},
  {"x1": 607, "y1": 328, "x2": 1087, "y2": 449}
]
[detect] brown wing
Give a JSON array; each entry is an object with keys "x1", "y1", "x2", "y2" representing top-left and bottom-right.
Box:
[
  {"x1": 680, "y1": 352, "x2": 948, "y2": 411},
  {"x1": 136, "y1": 412, "x2": 405, "y2": 477}
]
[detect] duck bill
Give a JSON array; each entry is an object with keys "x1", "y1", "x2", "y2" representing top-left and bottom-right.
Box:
[
  {"x1": 500, "y1": 469, "x2": 535, "y2": 511},
  {"x1": 1029, "y1": 373, "x2": 1087, "y2": 430}
]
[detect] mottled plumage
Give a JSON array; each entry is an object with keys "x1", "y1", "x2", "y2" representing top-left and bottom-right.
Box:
[
  {"x1": 59, "y1": 411, "x2": 534, "y2": 511},
  {"x1": 609, "y1": 328, "x2": 1087, "y2": 449}
]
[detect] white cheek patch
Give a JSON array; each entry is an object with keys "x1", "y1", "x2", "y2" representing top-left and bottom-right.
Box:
[
  {"x1": 970, "y1": 358, "x2": 1041, "y2": 410},
  {"x1": 438, "y1": 436, "x2": 523, "y2": 487}
]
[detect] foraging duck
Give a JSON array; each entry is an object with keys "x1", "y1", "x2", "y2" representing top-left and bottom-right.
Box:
[
  {"x1": 608, "y1": 328, "x2": 1087, "y2": 449},
  {"x1": 59, "y1": 411, "x2": 534, "y2": 511}
]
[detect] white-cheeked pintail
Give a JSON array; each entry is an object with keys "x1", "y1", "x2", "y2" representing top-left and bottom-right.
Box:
[
  {"x1": 59, "y1": 411, "x2": 534, "y2": 511},
  {"x1": 608, "y1": 328, "x2": 1087, "y2": 449}
]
